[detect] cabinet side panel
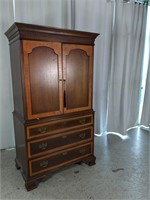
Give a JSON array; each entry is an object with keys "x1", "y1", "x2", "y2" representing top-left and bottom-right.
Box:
[
  {"x1": 10, "y1": 40, "x2": 25, "y2": 118},
  {"x1": 13, "y1": 115, "x2": 28, "y2": 177}
]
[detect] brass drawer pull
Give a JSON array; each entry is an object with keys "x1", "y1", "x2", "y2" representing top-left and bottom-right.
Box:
[
  {"x1": 79, "y1": 133, "x2": 86, "y2": 139},
  {"x1": 79, "y1": 119, "x2": 86, "y2": 124},
  {"x1": 79, "y1": 148, "x2": 86, "y2": 154},
  {"x1": 38, "y1": 127, "x2": 47, "y2": 134},
  {"x1": 39, "y1": 142, "x2": 47, "y2": 150},
  {"x1": 40, "y1": 160, "x2": 48, "y2": 168},
  {"x1": 62, "y1": 135, "x2": 67, "y2": 139}
]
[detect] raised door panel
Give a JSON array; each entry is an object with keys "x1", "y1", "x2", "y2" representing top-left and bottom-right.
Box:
[
  {"x1": 23, "y1": 41, "x2": 63, "y2": 119},
  {"x1": 63, "y1": 44, "x2": 93, "y2": 113}
]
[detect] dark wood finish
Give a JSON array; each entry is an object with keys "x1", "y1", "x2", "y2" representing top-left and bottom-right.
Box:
[
  {"x1": 9, "y1": 41, "x2": 25, "y2": 119},
  {"x1": 5, "y1": 23, "x2": 99, "y2": 191},
  {"x1": 30, "y1": 143, "x2": 92, "y2": 176},
  {"x1": 28, "y1": 127, "x2": 93, "y2": 158},
  {"x1": 63, "y1": 44, "x2": 93, "y2": 113},
  {"x1": 27, "y1": 114, "x2": 93, "y2": 139},
  {"x1": 23, "y1": 40, "x2": 63, "y2": 119},
  {"x1": 13, "y1": 115, "x2": 28, "y2": 177}
]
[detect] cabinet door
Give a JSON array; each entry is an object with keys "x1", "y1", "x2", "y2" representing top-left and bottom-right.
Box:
[
  {"x1": 63, "y1": 44, "x2": 93, "y2": 113},
  {"x1": 23, "y1": 41, "x2": 63, "y2": 119}
]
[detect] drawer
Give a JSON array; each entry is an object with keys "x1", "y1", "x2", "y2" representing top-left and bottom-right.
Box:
[
  {"x1": 28, "y1": 127, "x2": 93, "y2": 158},
  {"x1": 29, "y1": 143, "x2": 92, "y2": 176},
  {"x1": 27, "y1": 114, "x2": 93, "y2": 139}
]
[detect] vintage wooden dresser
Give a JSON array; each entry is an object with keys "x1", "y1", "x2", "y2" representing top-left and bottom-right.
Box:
[{"x1": 5, "y1": 23, "x2": 99, "y2": 191}]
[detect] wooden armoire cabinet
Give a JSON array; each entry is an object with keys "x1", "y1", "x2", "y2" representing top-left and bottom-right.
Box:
[{"x1": 5, "y1": 23, "x2": 99, "y2": 191}]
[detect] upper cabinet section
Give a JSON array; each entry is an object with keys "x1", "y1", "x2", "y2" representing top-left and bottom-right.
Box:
[
  {"x1": 23, "y1": 41, "x2": 93, "y2": 120},
  {"x1": 5, "y1": 23, "x2": 99, "y2": 121}
]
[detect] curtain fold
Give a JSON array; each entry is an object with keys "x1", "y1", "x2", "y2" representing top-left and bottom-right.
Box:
[
  {"x1": 1, "y1": 0, "x2": 149, "y2": 149},
  {"x1": 74, "y1": 0, "x2": 114, "y2": 134},
  {"x1": 140, "y1": 5, "x2": 150, "y2": 130},
  {"x1": 0, "y1": 0, "x2": 72, "y2": 149},
  {"x1": 0, "y1": 0, "x2": 15, "y2": 149},
  {"x1": 107, "y1": 2, "x2": 147, "y2": 135},
  {"x1": 74, "y1": 0, "x2": 147, "y2": 136},
  {"x1": 14, "y1": 0, "x2": 72, "y2": 28},
  {"x1": 141, "y1": 60, "x2": 150, "y2": 127}
]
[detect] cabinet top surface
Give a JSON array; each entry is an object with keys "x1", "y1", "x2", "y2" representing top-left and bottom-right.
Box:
[{"x1": 5, "y1": 22, "x2": 99, "y2": 43}]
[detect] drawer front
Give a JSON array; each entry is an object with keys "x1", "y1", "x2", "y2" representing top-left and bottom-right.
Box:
[
  {"x1": 28, "y1": 127, "x2": 93, "y2": 158},
  {"x1": 29, "y1": 143, "x2": 92, "y2": 176},
  {"x1": 27, "y1": 114, "x2": 93, "y2": 139}
]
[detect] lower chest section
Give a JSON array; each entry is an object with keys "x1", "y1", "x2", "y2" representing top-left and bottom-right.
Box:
[{"x1": 25, "y1": 112, "x2": 95, "y2": 177}]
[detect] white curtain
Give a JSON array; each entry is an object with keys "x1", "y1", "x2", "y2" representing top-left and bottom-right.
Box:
[
  {"x1": 140, "y1": 6, "x2": 150, "y2": 130},
  {"x1": 0, "y1": 0, "x2": 72, "y2": 149},
  {"x1": 73, "y1": 0, "x2": 147, "y2": 136},
  {"x1": 106, "y1": 2, "x2": 147, "y2": 135},
  {"x1": 0, "y1": 0, "x2": 15, "y2": 149},
  {"x1": 14, "y1": 0, "x2": 72, "y2": 28},
  {"x1": 141, "y1": 60, "x2": 150, "y2": 127},
  {"x1": 0, "y1": 0, "x2": 149, "y2": 149},
  {"x1": 73, "y1": 0, "x2": 114, "y2": 134}
]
